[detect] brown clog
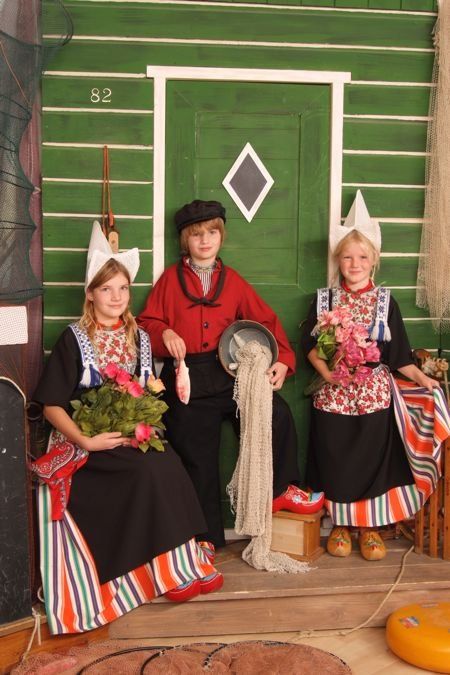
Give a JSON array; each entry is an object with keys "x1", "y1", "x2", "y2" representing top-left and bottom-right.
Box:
[
  {"x1": 327, "y1": 526, "x2": 352, "y2": 557},
  {"x1": 359, "y1": 530, "x2": 386, "y2": 561}
]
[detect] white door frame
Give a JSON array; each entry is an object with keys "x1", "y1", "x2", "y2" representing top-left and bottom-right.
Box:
[{"x1": 146, "y1": 65, "x2": 352, "y2": 283}]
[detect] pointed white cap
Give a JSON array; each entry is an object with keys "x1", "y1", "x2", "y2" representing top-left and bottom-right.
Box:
[
  {"x1": 330, "y1": 190, "x2": 381, "y2": 254},
  {"x1": 85, "y1": 221, "x2": 140, "y2": 289}
]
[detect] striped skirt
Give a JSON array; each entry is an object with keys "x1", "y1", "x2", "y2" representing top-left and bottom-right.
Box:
[
  {"x1": 326, "y1": 379, "x2": 450, "y2": 528},
  {"x1": 38, "y1": 485, "x2": 216, "y2": 634}
]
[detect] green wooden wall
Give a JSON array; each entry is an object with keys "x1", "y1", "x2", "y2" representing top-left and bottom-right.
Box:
[
  {"x1": 41, "y1": 0, "x2": 442, "y2": 347},
  {"x1": 41, "y1": 1, "x2": 446, "y2": 493}
]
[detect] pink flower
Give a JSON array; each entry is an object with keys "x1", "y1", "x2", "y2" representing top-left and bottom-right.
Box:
[
  {"x1": 352, "y1": 366, "x2": 373, "y2": 385},
  {"x1": 341, "y1": 339, "x2": 365, "y2": 368},
  {"x1": 103, "y1": 363, "x2": 119, "y2": 379},
  {"x1": 115, "y1": 369, "x2": 132, "y2": 385},
  {"x1": 335, "y1": 325, "x2": 352, "y2": 344},
  {"x1": 126, "y1": 381, "x2": 145, "y2": 398},
  {"x1": 350, "y1": 324, "x2": 370, "y2": 347},
  {"x1": 129, "y1": 438, "x2": 140, "y2": 448},
  {"x1": 364, "y1": 342, "x2": 381, "y2": 362},
  {"x1": 332, "y1": 361, "x2": 352, "y2": 387},
  {"x1": 135, "y1": 422, "x2": 153, "y2": 443}
]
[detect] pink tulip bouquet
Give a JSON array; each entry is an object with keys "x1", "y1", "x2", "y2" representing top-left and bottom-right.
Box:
[
  {"x1": 305, "y1": 306, "x2": 380, "y2": 394},
  {"x1": 71, "y1": 363, "x2": 168, "y2": 452}
]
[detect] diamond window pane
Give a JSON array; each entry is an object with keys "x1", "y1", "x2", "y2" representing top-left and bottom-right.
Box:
[{"x1": 222, "y1": 143, "x2": 274, "y2": 222}]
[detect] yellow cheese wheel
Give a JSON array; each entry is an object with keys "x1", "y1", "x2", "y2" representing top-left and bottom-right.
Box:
[{"x1": 386, "y1": 603, "x2": 450, "y2": 673}]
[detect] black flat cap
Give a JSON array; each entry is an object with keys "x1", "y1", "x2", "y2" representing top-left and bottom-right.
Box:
[{"x1": 174, "y1": 199, "x2": 226, "y2": 233}]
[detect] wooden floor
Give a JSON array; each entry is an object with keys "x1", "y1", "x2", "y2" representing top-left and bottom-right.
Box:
[
  {"x1": 108, "y1": 627, "x2": 432, "y2": 674},
  {"x1": 4, "y1": 537, "x2": 450, "y2": 673},
  {"x1": 110, "y1": 537, "x2": 450, "y2": 639}
]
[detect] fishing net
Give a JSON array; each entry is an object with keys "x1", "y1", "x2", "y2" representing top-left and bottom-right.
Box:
[
  {"x1": 0, "y1": 0, "x2": 72, "y2": 304},
  {"x1": 416, "y1": 1, "x2": 450, "y2": 333}
]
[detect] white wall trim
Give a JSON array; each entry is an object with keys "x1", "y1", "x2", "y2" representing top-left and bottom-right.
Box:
[
  {"x1": 58, "y1": 35, "x2": 433, "y2": 54},
  {"x1": 43, "y1": 107, "x2": 153, "y2": 114},
  {"x1": 42, "y1": 142, "x2": 152, "y2": 150},
  {"x1": 147, "y1": 64, "x2": 351, "y2": 283}
]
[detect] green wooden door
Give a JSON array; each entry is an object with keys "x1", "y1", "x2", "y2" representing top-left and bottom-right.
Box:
[{"x1": 165, "y1": 80, "x2": 331, "y2": 516}]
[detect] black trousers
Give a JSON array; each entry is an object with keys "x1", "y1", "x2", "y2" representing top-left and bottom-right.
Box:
[{"x1": 160, "y1": 350, "x2": 301, "y2": 548}]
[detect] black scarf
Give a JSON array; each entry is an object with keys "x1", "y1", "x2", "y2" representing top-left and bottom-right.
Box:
[{"x1": 177, "y1": 258, "x2": 226, "y2": 308}]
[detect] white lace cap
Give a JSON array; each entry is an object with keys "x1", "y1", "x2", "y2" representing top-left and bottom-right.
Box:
[
  {"x1": 85, "y1": 221, "x2": 140, "y2": 289},
  {"x1": 330, "y1": 190, "x2": 381, "y2": 254}
]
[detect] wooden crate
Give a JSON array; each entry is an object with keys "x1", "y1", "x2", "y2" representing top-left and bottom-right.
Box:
[{"x1": 271, "y1": 509, "x2": 324, "y2": 563}]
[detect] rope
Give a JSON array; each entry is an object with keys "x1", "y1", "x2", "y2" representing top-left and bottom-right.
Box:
[
  {"x1": 294, "y1": 544, "x2": 414, "y2": 640},
  {"x1": 19, "y1": 607, "x2": 42, "y2": 664},
  {"x1": 227, "y1": 340, "x2": 309, "y2": 574}
]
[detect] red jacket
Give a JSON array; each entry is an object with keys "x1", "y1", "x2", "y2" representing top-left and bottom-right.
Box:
[{"x1": 137, "y1": 258, "x2": 296, "y2": 374}]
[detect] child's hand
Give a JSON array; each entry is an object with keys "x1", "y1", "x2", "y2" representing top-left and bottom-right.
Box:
[
  {"x1": 82, "y1": 432, "x2": 130, "y2": 452},
  {"x1": 162, "y1": 329, "x2": 187, "y2": 361},
  {"x1": 267, "y1": 361, "x2": 288, "y2": 390},
  {"x1": 416, "y1": 371, "x2": 441, "y2": 393}
]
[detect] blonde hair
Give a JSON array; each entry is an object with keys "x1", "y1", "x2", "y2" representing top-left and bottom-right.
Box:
[
  {"x1": 179, "y1": 217, "x2": 225, "y2": 256},
  {"x1": 79, "y1": 258, "x2": 137, "y2": 352},
  {"x1": 334, "y1": 230, "x2": 380, "y2": 280}
]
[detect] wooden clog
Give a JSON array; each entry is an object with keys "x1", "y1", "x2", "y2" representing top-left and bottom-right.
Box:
[
  {"x1": 359, "y1": 530, "x2": 386, "y2": 561},
  {"x1": 327, "y1": 526, "x2": 352, "y2": 557}
]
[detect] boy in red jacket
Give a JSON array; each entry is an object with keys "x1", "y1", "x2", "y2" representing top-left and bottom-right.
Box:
[{"x1": 138, "y1": 199, "x2": 323, "y2": 548}]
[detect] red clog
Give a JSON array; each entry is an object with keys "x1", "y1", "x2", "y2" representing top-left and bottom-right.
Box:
[
  {"x1": 200, "y1": 572, "x2": 224, "y2": 595},
  {"x1": 272, "y1": 485, "x2": 324, "y2": 515},
  {"x1": 165, "y1": 578, "x2": 201, "y2": 602}
]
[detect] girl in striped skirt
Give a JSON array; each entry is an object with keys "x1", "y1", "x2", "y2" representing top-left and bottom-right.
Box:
[
  {"x1": 301, "y1": 194, "x2": 449, "y2": 562},
  {"x1": 31, "y1": 223, "x2": 222, "y2": 634}
]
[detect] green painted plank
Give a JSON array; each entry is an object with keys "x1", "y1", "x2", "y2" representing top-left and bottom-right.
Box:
[
  {"x1": 43, "y1": 217, "x2": 152, "y2": 249},
  {"x1": 221, "y1": 218, "x2": 297, "y2": 249},
  {"x1": 344, "y1": 119, "x2": 427, "y2": 151},
  {"x1": 42, "y1": 147, "x2": 153, "y2": 181},
  {"x1": 380, "y1": 223, "x2": 422, "y2": 253},
  {"x1": 369, "y1": 0, "x2": 401, "y2": 9},
  {"x1": 403, "y1": 320, "x2": 443, "y2": 350},
  {"x1": 42, "y1": 112, "x2": 153, "y2": 145},
  {"x1": 221, "y1": 248, "x2": 297, "y2": 284},
  {"x1": 52, "y1": 4, "x2": 435, "y2": 49},
  {"x1": 44, "y1": 251, "x2": 152, "y2": 283},
  {"x1": 301, "y1": 0, "x2": 334, "y2": 6},
  {"x1": 343, "y1": 154, "x2": 425, "y2": 185},
  {"x1": 342, "y1": 186, "x2": 424, "y2": 218},
  {"x1": 43, "y1": 284, "x2": 151, "y2": 317},
  {"x1": 387, "y1": 288, "x2": 430, "y2": 318},
  {"x1": 42, "y1": 76, "x2": 154, "y2": 109},
  {"x1": 42, "y1": 183, "x2": 153, "y2": 217},
  {"x1": 378, "y1": 256, "x2": 419, "y2": 286},
  {"x1": 197, "y1": 130, "x2": 301, "y2": 160},
  {"x1": 402, "y1": 0, "x2": 435, "y2": 10},
  {"x1": 47, "y1": 42, "x2": 434, "y2": 84},
  {"x1": 44, "y1": 320, "x2": 73, "y2": 351},
  {"x1": 335, "y1": 0, "x2": 369, "y2": 7},
  {"x1": 344, "y1": 84, "x2": 431, "y2": 116}
]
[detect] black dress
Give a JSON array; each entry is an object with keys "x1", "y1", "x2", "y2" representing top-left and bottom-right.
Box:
[
  {"x1": 300, "y1": 286, "x2": 416, "y2": 527},
  {"x1": 34, "y1": 327, "x2": 207, "y2": 584}
]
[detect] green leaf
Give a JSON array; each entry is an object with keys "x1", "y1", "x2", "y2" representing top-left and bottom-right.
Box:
[{"x1": 150, "y1": 438, "x2": 165, "y2": 453}]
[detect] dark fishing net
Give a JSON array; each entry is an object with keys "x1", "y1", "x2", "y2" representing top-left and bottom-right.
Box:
[{"x1": 0, "y1": 0, "x2": 73, "y2": 303}]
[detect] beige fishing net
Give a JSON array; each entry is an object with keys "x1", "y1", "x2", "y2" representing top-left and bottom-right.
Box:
[
  {"x1": 416, "y1": 1, "x2": 450, "y2": 332},
  {"x1": 226, "y1": 340, "x2": 309, "y2": 574}
]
